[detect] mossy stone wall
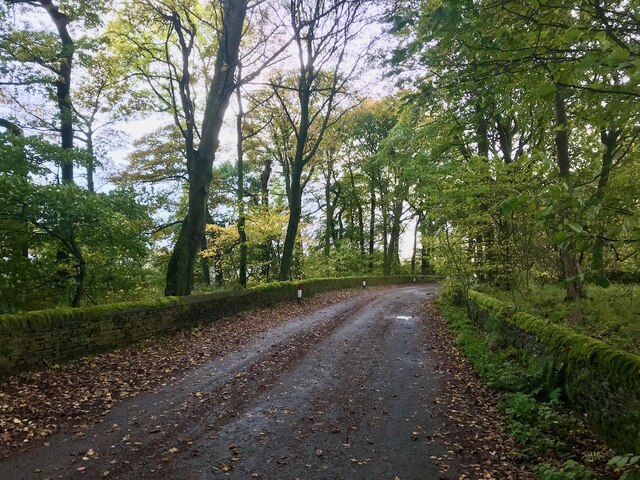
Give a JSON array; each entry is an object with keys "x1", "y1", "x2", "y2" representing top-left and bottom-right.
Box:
[
  {"x1": 464, "y1": 290, "x2": 640, "y2": 454},
  {"x1": 0, "y1": 275, "x2": 440, "y2": 378}
]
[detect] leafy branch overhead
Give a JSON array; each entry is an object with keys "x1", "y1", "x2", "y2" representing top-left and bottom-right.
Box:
[{"x1": 0, "y1": 0, "x2": 638, "y2": 314}]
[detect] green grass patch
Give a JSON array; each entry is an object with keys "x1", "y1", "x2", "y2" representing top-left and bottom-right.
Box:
[
  {"x1": 477, "y1": 283, "x2": 640, "y2": 355},
  {"x1": 535, "y1": 460, "x2": 597, "y2": 480},
  {"x1": 440, "y1": 306, "x2": 556, "y2": 394},
  {"x1": 440, "y1": 305, "x2": 599, "y2": 477},
  {"x1": 503, "y1": 392, "x2": 585, "y2": 460}
]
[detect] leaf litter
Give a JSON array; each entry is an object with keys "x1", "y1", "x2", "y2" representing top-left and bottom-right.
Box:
[{"x1": 0, "y1": 290, "x2": 361, "y2": 458}]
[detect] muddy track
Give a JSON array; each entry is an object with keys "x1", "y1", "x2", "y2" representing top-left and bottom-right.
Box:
[{"x1": 0, "y1": 284, "x2": 500, "y2": 480}]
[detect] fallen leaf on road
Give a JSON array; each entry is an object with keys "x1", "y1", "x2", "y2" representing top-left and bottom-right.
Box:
[{"x1": 0, "y1": 290, "x2": 361, "y2": 458}]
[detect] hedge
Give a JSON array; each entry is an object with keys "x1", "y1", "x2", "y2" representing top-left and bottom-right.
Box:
[
  {"x1": 463, "y1": 290, "x2": 640, "y2": 453},
  {"x1": 0, "y1": 275, "x2": 441, "y2": 378}
]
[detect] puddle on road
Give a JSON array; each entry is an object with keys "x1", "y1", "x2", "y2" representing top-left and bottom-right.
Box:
[{"x1": 395, "y1": 315, "x2": 413, "y2": 320}]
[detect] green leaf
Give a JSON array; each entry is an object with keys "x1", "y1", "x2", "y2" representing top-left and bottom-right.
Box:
[
  {"x1": 562, "y1": 28, "x2": 580, "y2": 43},
  {"x1": 553, "y1": 231, "x2": 568, "y2": 245},
  {"x1": 540, "y1": 206, "x2": 554, "y2": 217},
  {"x1": 577, "y1": 54, "x2": 597, "y2": 72},
  {"x1": 616, "y1": 456, "x2": 629, "y2": 468},
  {"x1": 567, "y1": 222, "x2": 584, "y2": 233},
  {"x1": 536, "y1": 83, "x2": 557, "y2": 98},
  {"x1": 499, "y1": 197, "x2": 517, "y2": 215},
  {"x1": 593, "y1": 272, "x2": 611, "y2": 288},
  {"x1": 608, "y1": 47, "x2": 630, "y2": 65}
]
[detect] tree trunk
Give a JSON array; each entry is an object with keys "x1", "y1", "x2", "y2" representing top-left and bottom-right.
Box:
[
  {"x1": 69, "y1": 234, "x2": 85, "y2": 307},
  {"x1": 553, "y1": 88, "x2": 586, "y2": 300},
  {"x1": 200, "y1": 256, "x2": 211, "y2": 285},
  {"x1": 214, "y1": 253, "x2": 223, "y2": 287},
  {"x1": 385, "y1": 198, "x2": 403, "y2": 275},
  {"x1": 324, "y1": 168, "x2": 334, "y2": 256},
  {"x1": 411, "y1": 212, "x2": 422, "y2": 274},
  {"x1": 200, "y1": 232, "x2": 211, "y2": 285},
  {"x1": 164, "y1": 0, "x2": 247, "y2": 296},
  {"x1": 337, "y1": 209, "x2": 344, "y2": 240},
  {"x1": 475, "y1": 103, "x2": 489, "y2": 159},
  {"x1": 280, "y1": 170, "x2": 302, "y2": 279},
  {"x1": 42, "y1": 0, "x2": 75, "y2": 182},
  {"x1": 278, "y1": 63, "x2": 313, "y2": 280},
  {"x1": 86, "y1": 128, "x2": 95, "y2": 192},
  {"x1": 260, "y1": 159, "x2": 272, "y2": 206},
  {"x1": 496, "y1": 116, "x2": 513, "y2": 164},
  {"x1": 421, "y1": 243, "x2": 430, "y2": 275},
  {"x1": 368, "y1": 180, "x2": 376, "y2": 272},
  {"x1": 236, "y1": 79, "x2": 248, "y2": 287},
  {"x1": 592, "y1": 127, "x2": 619, "y2": 273},
  {"x1": 347, "y1": 164, "x2": 365, "y2": 254},
  {"x1": 165, "y1": 172, "x2": 210, "y2": 295},
  {"x1": 381, "y1": 190, "x2": 389, "y2": 274}
]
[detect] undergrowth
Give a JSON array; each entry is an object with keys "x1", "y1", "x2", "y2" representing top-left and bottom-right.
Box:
[
  {"x1": 477, "y1": 283, "x2": 640, "y2": 355},
  {"x1": 437, "y1": 304, "x2": 618, "y2": 479}
]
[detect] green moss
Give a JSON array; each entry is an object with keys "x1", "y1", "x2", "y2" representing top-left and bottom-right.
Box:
[
  {"x1": 0, "y1": 297, "x2": 181, "y2": 330},
  {"x1": 0, "y1": 275, "x2": 442, "y2": 378},
  {"x1": 461, "y1": 289, "x2": 640, "y2": 453},
  {"x1": 480, "y1": 284, "x2": 640, "y2": 355}
]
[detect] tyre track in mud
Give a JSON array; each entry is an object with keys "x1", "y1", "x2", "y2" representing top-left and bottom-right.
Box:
[{"x1": 2, "y1": 287, "x2": 436, "y2": 479}]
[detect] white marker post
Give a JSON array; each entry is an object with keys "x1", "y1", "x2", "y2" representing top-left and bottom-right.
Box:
[
  {"x1": 413, "y1": 277, "x2": 416, "y2": 283},
  {"x1": 297, "y1": 284, "x2": 303, "y2": 303},
  {"x1": 362, "y1": 279, "x2": 366, "y2": 289}
]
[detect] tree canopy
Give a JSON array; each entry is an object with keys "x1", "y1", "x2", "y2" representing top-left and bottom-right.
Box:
[{"x1": 1, "y1": 0, "x2": 638, "y2": 311}]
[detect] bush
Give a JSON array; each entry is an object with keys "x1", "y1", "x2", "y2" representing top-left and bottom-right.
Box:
[
  {"x1": 504, "y1": 393, "x2": 580, "y2": 459},
  {"x1": 536, "y1": 461, "x2": 595, "y2": 480},
  {"x1": 482, "y1": 283, "x2": 640, "y2": 355},
  {"x1": 441, "y1": 302, "x2": 601, "y2": 478}
]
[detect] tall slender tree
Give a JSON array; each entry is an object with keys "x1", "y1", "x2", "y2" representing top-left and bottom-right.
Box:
[
  {"x1": 1, "y1": 0, "x2": 106, "y2": 182},
  {"x1": 164, "y1": 0, "x2": 248, "y2": 296},
  {"x1": 276, "y1": 0, "x2": 368, "y2": 279}
]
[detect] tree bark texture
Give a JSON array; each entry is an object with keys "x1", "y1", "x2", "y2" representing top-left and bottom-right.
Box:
[
  {"x1": 592, "y1": 127, "x2": 619, "y2": 273},
  {"x1": 368, "y1": 181, "x2": 376, "y2": 272},
  {"x1": 280, "y1": 170, "x2": 303, "y2": 279},
  {"x1": 384, "y1": 198, "x2": 403, "y2": 275},
  {"x1": 411, "y1": 212, "x2": 422, "y2": 274},
  {"x1": 40, "y1": 0, "x2": 75, "y2": 182},
  {"x1": 236, "y1": 82, "x2": 248, "y2": 287},
  {"x1": 324, "y1": 166, "x2": 335, "y2": 257},
  {"x1": 164, "y1": 0, "x2": 248, "y2": 296},
  {"x1": 553, "y1": 88, "x2": 586, "y2": 300}
]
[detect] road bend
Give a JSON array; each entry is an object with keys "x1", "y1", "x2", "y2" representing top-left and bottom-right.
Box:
[{"x1": 0, "y1": 284, "x2": 459, "y2": 480}]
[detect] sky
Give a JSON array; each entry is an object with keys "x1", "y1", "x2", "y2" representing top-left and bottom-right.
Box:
[{"x1": 1, "y1": 0, "x2": 418, "y2": 260}]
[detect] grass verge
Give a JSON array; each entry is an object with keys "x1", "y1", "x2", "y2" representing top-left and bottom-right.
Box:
[
  {"x1": 435, "y1": 303, "x2": 639, "y2": 479},
  {"x1": 476, "y1": 284, "x2": 640, "y2": 355}
]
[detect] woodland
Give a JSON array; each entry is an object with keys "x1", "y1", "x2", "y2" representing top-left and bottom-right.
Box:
[{"x1": 0, "y1": 0, "x2": 638, "y2": 320}]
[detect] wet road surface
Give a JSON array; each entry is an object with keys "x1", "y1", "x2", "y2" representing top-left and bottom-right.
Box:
[{"x1": 0, "y1": 284, "x2": 458, "y2": 479}]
